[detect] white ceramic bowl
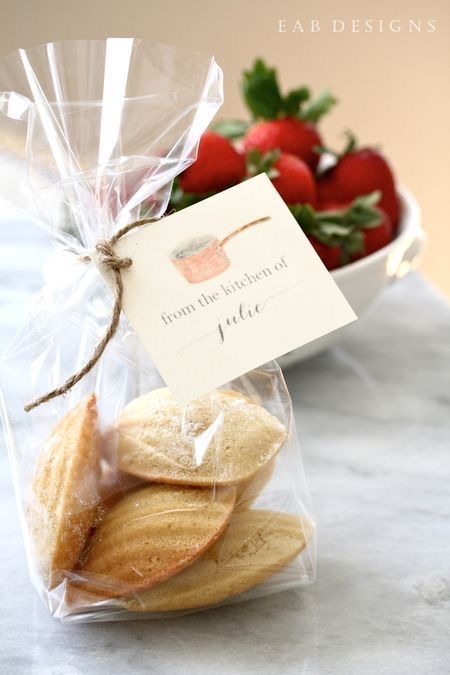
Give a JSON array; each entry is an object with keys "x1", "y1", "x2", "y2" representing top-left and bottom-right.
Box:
[{"x1": 278, "y1": 187, "x2": 425, "y2": 368}]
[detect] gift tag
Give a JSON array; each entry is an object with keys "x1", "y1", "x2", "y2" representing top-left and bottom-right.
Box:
[{"x1": 97, "y1": 174, "x2": 356, "y2": 403}]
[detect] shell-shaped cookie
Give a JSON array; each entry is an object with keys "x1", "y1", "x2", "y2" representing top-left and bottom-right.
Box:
[
  {"x1": 28, "y1": 394, "x2": 100, "y2": 589},
  {"x1": 75, "y1": 483, "x2": 237, "y2": 597},
  {"x1": 123, "y1": 509, "x2": 312, "y2": 612},
  {"x1": 117, "y1": 388, "x2": 287, "y2": 486},
  {"x1": 235, "y1": 458, "x2": 276, "y2": 508}
]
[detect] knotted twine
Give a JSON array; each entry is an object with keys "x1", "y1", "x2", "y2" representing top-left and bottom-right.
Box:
[{"x1": 24, "y1": 216, "x2": 158, "y2": 412}]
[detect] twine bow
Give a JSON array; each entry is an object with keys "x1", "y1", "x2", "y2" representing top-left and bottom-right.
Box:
[{"x1": 24, "y1": 217, "x2": 158, "y2": 412}]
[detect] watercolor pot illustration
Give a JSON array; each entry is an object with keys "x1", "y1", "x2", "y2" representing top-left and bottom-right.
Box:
[{"x1": 170, "y1": 216, "x2": 270, "y2": 283}]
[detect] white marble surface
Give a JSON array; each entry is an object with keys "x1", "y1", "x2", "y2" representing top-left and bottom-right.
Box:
[{"x1": 1, "y1": 208, "x2": 450, "y2": 674}]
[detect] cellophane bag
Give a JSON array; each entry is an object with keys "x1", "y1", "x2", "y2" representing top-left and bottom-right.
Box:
[{"x1": 0, "y1": 38, "x2": 315, "y2": 622}]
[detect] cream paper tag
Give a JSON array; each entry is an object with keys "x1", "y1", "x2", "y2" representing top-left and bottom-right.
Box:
[{"x1": 96, "y1": 174, "x2": 356, "y2": 403}]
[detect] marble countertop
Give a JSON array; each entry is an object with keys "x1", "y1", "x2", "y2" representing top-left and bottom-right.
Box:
[{"x1": 1, "y1": 209, "x2": 449, "y2": 674}]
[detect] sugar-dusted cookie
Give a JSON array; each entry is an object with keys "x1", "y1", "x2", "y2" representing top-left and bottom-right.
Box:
[
  {"x1": 117, "y1": 388, "x2": 287, "y2": 486},
  {"x1": 28, "y1": 394, "x2": 100, "y2": 589},
  {"x1": 123, "y1": 509, "x2": 311, "y2": 612},
  {"x1": 75, "y1": 483, "x2": 237, "y2": 597}
]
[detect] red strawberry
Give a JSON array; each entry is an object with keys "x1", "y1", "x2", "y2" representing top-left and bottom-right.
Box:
[
  {"x1": 179, "y1": 131, "x2": 246, "y2": 193},
  {"x1": 318, "y1": 147, "x2": 400, "y2": 228},
  {"x1": 243, "y1": 118, "x2": 322, "y2": 171},
  {"x1": 270, "y1": 153, "x2": 317, "y2": 205},
  {"x1": 292, "y1": 192, "x2": 391, "y2": 267},
  {"x1": 240, "y1": 60, "x2": 336, "y2": 171},
  {"x1": 307, "y1": 236, "x2": 342, "y2": 270},
  {"x1": 318, "y1": 199, "x2": 350, "y2": 211},
  {"x1": 350, "y1": 208, "x2": 393, "y2": 260}
]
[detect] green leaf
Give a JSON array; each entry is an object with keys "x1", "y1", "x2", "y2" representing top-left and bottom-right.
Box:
[
  {"x1": 346, "y1": 192, "x2": 382, "y2": 228},
  {"x1": 290, "y1": 190, "x2": 383, "y2": 250},
  {"x1": 300, "y1": 89, "x2": 338, "y2": 122},
  {"x1": 212, "y1": 118, "x2": 249, "y2": 140},
  {"x1": 344, "y1": 231, "x2": 365, "y2": 255},
  {"x1": 352, "y1": 191, "x2": 381, "y2": 209},
  {"x1": 350, "y1": 211, "x2": 382, "y2": 227},
  {"x1": 282, "y1": 86, "x2": 310, "y2": 116},
  {"x1": 246, "y1": 148, "x2": 280, "y2": 177},
  {"x1": 241, "y1": 59, "x2": 283, "y2": 119},
  {"x1": 315, "y1": 211, "x2": 349, "y2": 223},
  {"x1": 353, "y1": 213, "x2": 382, "y2": 228},
  {"x1": 241, "y1": 58, "x2": 336, "y2": 123},
  {"x1": 289, "y1": 204, "x2": 318, "y2": 232},
  {"x1": 319, "y1": 222, "x2": 353, "y2": 237}
]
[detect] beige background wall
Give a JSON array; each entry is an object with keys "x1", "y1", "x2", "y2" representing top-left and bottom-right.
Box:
[{"x1": 1, "y1": 0, "x2": 449, "y2": 295}]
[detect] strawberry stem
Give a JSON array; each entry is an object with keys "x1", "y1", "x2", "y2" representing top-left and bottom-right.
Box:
[
  {"x1": 290, "y1": 191, "x2": 382, "y2": 256},
  {"x1": 342, "y1": 130, "x2": 358, "y2": 155},
  {"x1": 241, "y1": 58, "x2": 336, "y2": 122},
  {"x1": 315, "y1": 131, "x2": 358, "y2": 162},
  {"x1": 246, "y1": 148, "x2": 281, "y2": 179}
]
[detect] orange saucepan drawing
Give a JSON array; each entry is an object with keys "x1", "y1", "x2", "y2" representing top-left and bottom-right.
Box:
[{"x1": 170, "y1": 216, "x2": 270, "y2": 284}]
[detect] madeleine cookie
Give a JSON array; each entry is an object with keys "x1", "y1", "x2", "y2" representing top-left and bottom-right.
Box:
[
  {"x1": 123, "y1": 510, "x2": 311, "y2": 612},
  {"x1": 117, "y1": 388, "x2": 286, "y2": 486},
  {"x1": 235, "y1": 458, "x2": 276, "y2": 508},
  {"x1": 28, "y1": 394, "x2": 99, "y2": 589},
  {"x1": 75, "y1": 483, "x2": 237, "y2": 597}
]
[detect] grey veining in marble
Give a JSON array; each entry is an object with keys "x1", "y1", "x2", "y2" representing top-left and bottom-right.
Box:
[{"x1": 1, "y1": 206, "x2": 449, "y2": 675}]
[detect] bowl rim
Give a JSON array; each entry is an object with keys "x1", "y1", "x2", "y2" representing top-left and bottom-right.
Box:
[{"x1": 331, "y1": 186, "x2": 422, "y2": 279}]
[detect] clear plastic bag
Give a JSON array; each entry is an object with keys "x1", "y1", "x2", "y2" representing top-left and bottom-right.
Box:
[{"x1": 0, "y1": 38, "x2": 315, "y2": 622}]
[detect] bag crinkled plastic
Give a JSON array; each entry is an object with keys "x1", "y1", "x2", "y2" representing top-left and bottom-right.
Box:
[{"x1": 0, "y1": 38, "x2": 315, "y2": 622}]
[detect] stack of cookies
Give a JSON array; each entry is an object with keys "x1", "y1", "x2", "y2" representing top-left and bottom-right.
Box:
[{"x1": 28, "y1": 388, "x2": 312, "y2": 614}]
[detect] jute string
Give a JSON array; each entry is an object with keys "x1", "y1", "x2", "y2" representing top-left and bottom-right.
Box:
[{"x1": 24, "y1": 217, "x2": 158, "y2": 412}]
